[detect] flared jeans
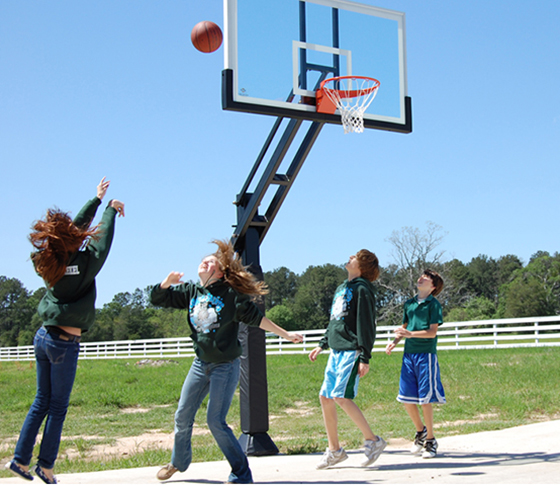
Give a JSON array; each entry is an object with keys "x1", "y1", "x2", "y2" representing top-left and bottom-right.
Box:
[{"x1": 171, "y1": 357, "x2": 252, "y2": 483}]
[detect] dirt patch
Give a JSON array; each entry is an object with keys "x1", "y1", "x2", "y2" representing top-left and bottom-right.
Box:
[
  {"x1": 61, "y1": 426, "x2": 211, "y2": 461},
  {"x1": 270, "y1": 401, "x2": 315, "y2": 421},
  {"x1": 434, "y1": 413, "x2": 499, "y2": 429},
  {"x1": 119, "y1": 404, "x2": 172, "y2": 414},
  {"x1": 386, "y1": 438, "x2": 410, "y2": 449}
]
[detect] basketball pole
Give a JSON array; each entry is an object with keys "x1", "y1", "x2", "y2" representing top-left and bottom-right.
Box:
[{"x1": 231, "y1": 118, "x2": 324, "y2": 455}]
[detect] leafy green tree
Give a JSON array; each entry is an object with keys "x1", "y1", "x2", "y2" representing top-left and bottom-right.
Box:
[
  {"x1": 497, "y1": 254, "x2": 523, "y2": 287},
  {"x1": 499, "y1": 252, "x2": 560, "y2": 318},
  {"x1": 266, "y1": 304, "x2": 297, "y2": 331},
  {"x1": 147, "y1": 307, "x2": 191, "y2": 339},
  {"x1": 85, "y1": 288, "x2": 153, "y2": 342},
  {"x1": 0, "y1": 276, "x2": 37, "y2": 347},
  {"x1": 501, "y1": 277, "x2": 551, "y2": 318},
  {"x1": 291, "y1": 264, "x2": 346, "y2": 330},
  {"x1": 465, "y1": 255, "x2": 498, "y2": 301},
  {"x1": 445, "y1": 296, "x2": 496, "y2": 322},
  {"x1": 263, "y1": 267, "x2": 298, "y2": 309}
]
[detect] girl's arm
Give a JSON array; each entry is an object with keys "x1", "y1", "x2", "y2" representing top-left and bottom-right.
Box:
[{"x1": 259, "y1": 316, "x2": 303, "y2": 343}]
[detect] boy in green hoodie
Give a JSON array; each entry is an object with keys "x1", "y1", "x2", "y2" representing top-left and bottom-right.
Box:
[{"x1": 309, "y1": 250, "x2": 386, "y2": 469}]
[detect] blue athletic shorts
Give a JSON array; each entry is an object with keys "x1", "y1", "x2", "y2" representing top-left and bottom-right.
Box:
[
  {"x1": 319, "y1": 349, "x2": 361, "y2": 399},
  {"x1": 397, "y1": 353, "x2": 446, "y2": 405}
]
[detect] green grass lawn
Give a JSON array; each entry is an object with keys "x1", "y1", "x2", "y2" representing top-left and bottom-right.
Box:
[{"x1": 1, "y1": 347, "x2": 559, "y2": 476}]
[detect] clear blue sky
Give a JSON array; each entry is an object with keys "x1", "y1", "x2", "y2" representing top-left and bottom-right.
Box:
[{"x1": 1, "y1": 0, "x2": 559, "y2": 307}]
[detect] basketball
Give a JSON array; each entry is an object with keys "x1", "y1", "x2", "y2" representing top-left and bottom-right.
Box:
[{"x1": 191, "y1": 21, "x2": 223, "y2": 53}]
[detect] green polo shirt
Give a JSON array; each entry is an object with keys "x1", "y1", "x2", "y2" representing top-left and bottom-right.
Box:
[{"x1": 402, "y1": 295, "x2": 443, "y2": 354}]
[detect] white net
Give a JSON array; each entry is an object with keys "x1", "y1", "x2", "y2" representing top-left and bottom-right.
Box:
[{"x1": 321, "y1": 77, "x2": 380, "y2": 134}]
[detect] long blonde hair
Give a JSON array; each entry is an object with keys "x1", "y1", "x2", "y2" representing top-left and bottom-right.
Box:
[{"x1": 211, "y1": 239, "x2": 269, "y2": 297}]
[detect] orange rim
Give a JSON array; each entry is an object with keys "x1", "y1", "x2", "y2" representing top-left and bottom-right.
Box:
[{"x1": 320, "y1": 75, "x2": 380, "y2": 99}]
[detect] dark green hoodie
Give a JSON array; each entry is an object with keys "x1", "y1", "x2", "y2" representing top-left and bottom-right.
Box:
[
  {"x1": 318, "y1": 277, "x2": 376, "y2": 364},
  {"x1": 36, "y1": 197, "x2": 118, "y2": 332},
  {"x1": 150, "y1": 280, "x2": 263, "y2": 363}
]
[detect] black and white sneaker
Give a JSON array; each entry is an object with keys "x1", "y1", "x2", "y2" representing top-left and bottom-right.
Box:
[
  {"x1": 422, "y1": 438, "x2": 438, "y2": 458},
  {"x1": 410, "y1": 426, "x2": 427, "y2": 454}
]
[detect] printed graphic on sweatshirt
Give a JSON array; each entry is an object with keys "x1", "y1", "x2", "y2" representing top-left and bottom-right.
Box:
[
  {"x1": 65, "y1": 265, "x2": 80, "y2": 276},
  {"x1": 330, "y1": 286, "x2": 353, "y2": 321},
  {"x1": 190, "y1": 294, "x2": 225, "y2": 333}
]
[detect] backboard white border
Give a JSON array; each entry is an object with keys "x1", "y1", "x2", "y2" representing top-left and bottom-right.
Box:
[{"x1": 224, "y1": 0, "x2": 408, "y2": 126}]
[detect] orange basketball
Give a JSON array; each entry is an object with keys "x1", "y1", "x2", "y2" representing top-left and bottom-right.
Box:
[{"x1": 191, "y1": 21, "x2": 223, "y2": 53}]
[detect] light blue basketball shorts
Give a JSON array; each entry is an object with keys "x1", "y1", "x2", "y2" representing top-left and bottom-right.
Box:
[
  {"x1": 397, "y1": 352, "x2": 446, "y2": 405},
  {"x1": 319, "y1": 349, "x2": 361, "y2": 399}
]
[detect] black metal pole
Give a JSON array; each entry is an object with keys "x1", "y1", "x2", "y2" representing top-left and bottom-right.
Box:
[{"x1": 237, "y1": 227, "x2": 279, "y2": 455}]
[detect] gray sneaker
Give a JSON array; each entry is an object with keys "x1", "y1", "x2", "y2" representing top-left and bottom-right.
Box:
[
  {"x1": 361, "y1": 436, "x2": 387, "y2": 466},
  {"x1": 316, "y1": 447, "x2": 348, "y2": 469}
]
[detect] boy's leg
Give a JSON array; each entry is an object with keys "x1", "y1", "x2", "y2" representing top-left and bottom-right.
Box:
[
  {"x1": 403, "y1": 403, "x2": 427, "y2": 454},
  {"x1": 333, "y1": 398, "x2": 375, "y2": 441},
  {"x1": 317, "y1": 395, "x2": 348, "y2": 469},
  {"x1": 403, "y1": 403, "x2": 424, "y2": 432},
  {"x1": 421, "y1": 403, "x2": 435, "y2": 439},
  {"x1": 319, "y1": 395, "x2": 340, "y2": 451},
  {"x1": 335, "y1": 398, "x2": 387, "y2": 467}
]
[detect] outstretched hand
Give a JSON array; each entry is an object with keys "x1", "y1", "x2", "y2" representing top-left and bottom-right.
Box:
[
  {"x1": 97, "y1": 177, "x2": 110, "y2": 200},
  {"x1": 286, "y1": 332, "x2": 303, "y2": 344},
  {"x1": 161, "y1": 272, "x2": 185, "y2": 289}
]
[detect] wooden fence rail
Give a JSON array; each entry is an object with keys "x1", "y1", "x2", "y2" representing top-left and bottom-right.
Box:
[{"x1": 1, "y1": 316, "x2": 559, "y2": 362}]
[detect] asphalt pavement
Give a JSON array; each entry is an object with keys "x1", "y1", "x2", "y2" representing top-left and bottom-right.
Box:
[{"x1": 2, "y1": 420, "x2": 559, "y2": 484}]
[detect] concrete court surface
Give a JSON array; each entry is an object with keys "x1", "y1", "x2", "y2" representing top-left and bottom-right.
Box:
[{"x1": 2, "y1": 420, "x2": 559, "y2": 485}]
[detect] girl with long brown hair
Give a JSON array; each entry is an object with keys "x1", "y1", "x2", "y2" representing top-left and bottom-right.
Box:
[
  {"x1": 6, "y1": 178, "x2": 125, "y2": 484},
  {"x1": 151, "y1": 240, "x2": 302, "y2": 484}
]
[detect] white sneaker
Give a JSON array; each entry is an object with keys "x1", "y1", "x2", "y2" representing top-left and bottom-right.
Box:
[
  {"x1": 422, "y1": 438, "x2": 438, "y2": 458},
  {"x1": 410, "y1": 426, "x2": 427, "y2": 454},
  {"x1": 316, "y1": 447, "x2": 348, "y2": 469},
  {"x1": 361, "y1": 436, "x2": 387, "y2": 467}
]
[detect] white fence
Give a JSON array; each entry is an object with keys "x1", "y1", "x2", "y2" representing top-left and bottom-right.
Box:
[{"x1": 1, "y1": 315, "x2": 559, "y2": 362}]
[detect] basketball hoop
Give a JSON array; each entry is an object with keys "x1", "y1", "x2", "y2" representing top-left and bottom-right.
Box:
[{"x1": 316, "y1": 76, "x2": 380, "y2": 134}]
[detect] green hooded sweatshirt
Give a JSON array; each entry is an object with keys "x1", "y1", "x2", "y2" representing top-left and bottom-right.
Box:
[
  {"x1": 318, "y1": 277, "x2": 377, "y2": 364},
  {"x1": 37, "y1": 197, "x2": 118, "y2": 332},
  {"x1": 150, "y1": 279, "x2": 263, "y2": 363}
]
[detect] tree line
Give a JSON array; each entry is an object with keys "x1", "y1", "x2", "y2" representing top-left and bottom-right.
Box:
[{"x1": 2, "y1": 224, "x2": 559, "y2": 347}]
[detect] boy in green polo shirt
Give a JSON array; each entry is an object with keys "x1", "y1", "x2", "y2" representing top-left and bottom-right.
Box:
[{"x1": 385, "y1": 269, "x2": 445, "y2": 458}]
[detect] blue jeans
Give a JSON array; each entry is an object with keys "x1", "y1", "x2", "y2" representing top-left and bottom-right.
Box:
[
  {"x1": 172, "y1": 357, "x2": 252, "y2": 484},
  {"x1": 14, "y1": 326, "x2": 80, "y2": 469}
]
